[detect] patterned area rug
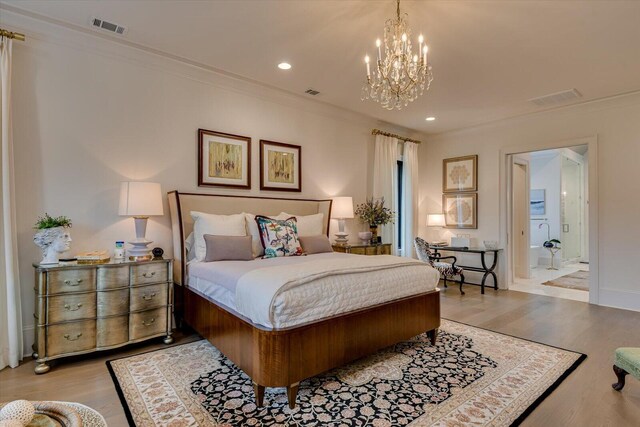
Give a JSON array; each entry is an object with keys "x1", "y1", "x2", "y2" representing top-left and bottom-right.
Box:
[
  {"x1": 107, "y1": 320, "x2": 585, "y2": 426},
  {"x1": 542, "y1": 270, "x2": 589, "y2": 291}
]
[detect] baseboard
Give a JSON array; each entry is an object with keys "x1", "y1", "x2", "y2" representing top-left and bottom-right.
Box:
[
  {"x1": 22, "y1": 325, "x2": 34, "y2": 359},
  {"x1": 598, "y1": 288, "x2": 640, "y2": 312}
]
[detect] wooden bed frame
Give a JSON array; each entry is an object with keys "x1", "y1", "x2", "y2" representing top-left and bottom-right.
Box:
[{"x1": 168, "y1": 191, "x2": 441, "y2": 408}]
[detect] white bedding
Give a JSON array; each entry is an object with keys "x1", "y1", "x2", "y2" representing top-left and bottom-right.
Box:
[{"x1": 188, "y1": 252, "x2": 439, "y2": 329}]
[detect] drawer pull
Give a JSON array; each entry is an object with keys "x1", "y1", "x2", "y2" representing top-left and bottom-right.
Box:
[
  {"x1": 64, "y1": 279, "x2": 83, "y2": 286},
  {"x1": 142, "y1": 293, "x2": 157, "y2": 301},
  {"x1": 64, "y1": 303, "x2": 83, "y2": 311},
  {"x1": 142, "y1": 272, "x2": 156, "y2": 278},
  {"x1": 142, "y1": 318, "x2": 156, "y2": 327},
  {"x1": 63, "y1": 333, "x2": 83, "y2": 341}
]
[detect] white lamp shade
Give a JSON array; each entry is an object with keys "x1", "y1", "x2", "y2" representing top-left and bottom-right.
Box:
[
  {"x1": 331, "y1": 196, "x2": 354, "y2": 219},
  {"x1": 427, "y1": 213, "x2": 446, "y2": 227},
  {"x1": 119, "y1": 182, "x2": 164, "y2": 216}
]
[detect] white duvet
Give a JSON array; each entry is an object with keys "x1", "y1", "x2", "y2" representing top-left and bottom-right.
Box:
[{"x1": 188, "y1": 252, "x2": 439, "y2": 329}]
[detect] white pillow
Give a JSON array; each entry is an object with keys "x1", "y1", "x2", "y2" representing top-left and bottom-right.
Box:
[
  {"x1": 190, "y1": 211, "x2": 246, "y2": 261},
  {"x1": 244, "y1": 213, "x2": 265, "y2": 258},
  {"x1": 279, "y1": 212, "x2": 324, "y2": 237},
  {"x1": 185, "y1": 232, "x2": 195, "y2": 261}
]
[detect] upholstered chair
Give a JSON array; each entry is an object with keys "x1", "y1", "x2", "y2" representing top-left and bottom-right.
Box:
[{"x1": 414, "y1": 237, "x2": 465, "y2": 295}]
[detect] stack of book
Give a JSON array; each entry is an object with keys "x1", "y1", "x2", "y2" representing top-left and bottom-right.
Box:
[{"x1": 76, "y1": 251, "x2": 111, "y2": 264}]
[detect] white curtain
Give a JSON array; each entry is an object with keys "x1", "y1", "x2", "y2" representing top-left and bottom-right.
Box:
[
  {"x1": 401, "y1": 141, "x2": 419, "y2": 258},
  {"x1": 372, "y1": 134, "x2": 399, "y2": 254},
  {"x1": 0, "y1": 36, "x2": 23, "y2": 370}
]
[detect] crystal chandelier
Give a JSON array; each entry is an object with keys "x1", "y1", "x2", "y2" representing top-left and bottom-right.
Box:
[{"x1": 361, "y1": 0, "x2": 433, "y2": 110}]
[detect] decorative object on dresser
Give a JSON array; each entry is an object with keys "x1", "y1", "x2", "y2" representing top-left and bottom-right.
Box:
[
  {"x1": 331, "y1": 196, "x2": 354, "y2": 244},
  {"x1": 118, "y1": 182, "x2": 164, "y2": 261},
  {"x1": 198, "y1": 128, "x2": 251, "y2": 189},
  {"x1": 443, "y1": 155, "x2": 477, "y2": 193},
  {"x1": 32, "y1": 258, "x2": 173, "y2": 374},
  {"x1": 443, "y1": 193, "x2": 477, "y2": 229},
  {"x1": 415, "y1": 237, "x2": 465, "y2": 295},
  {"x1": 259, "y1": 140, "x2": 301, "y2": 192},
  {"x1": 357, "y1": 231, "x2": 373, "y2": 243},
  {"x1": 33, "y1": 213, "x2": 72, "y2": 265},
  {"x1": 332, "y1": 242, "x2": 391, "y2": 256},
  {"x1": 354, "y1": 197, "x2": 394, "y2": 244},
  {"x1": 76, "y1": 250, "x2": 110, "y2": 265},
  {"x1": 426, "y1": 213, "x2": 447, "y2": 246},
  {"x1": 152, "y1": 247, "x2": 164, "y2": 259}
]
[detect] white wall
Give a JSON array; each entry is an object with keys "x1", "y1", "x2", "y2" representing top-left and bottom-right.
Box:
[
  {"x1": 3, "y1": 10, "x2": 420, "y2": 356},
  {"x1": 418, "y1": 91, "x2": 640, "y2": 312}
]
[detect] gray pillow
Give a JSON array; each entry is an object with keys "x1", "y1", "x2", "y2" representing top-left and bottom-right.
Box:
[
  {"x1": 203, "y1": 234, "x2": 254, "y2": 261},
  {"x1": 299, "y1": 235, "x2": 333, "y2": 254}
]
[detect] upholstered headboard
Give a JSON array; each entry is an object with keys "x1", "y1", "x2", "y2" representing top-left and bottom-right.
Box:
[{"x1": 168, "y1": 191, "x2": 332, "y2": 286}]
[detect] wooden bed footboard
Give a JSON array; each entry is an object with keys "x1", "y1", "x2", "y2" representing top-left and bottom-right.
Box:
[{"x1": 177, "y1": 285, "x2": 441, "y2": 408}]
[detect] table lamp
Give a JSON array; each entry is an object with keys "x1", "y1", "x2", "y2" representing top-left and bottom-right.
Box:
[
  {"x1": 331, "y1": 196, "x2": 354, "y2": 244},
  {"x1": 119, "y1": 182, "x2": 164, "y2": 261},
  {"x1": 427, "y1": 213, "x2": 447, "y2": 246}
]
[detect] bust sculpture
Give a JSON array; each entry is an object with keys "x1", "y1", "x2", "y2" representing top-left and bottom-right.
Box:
[{"x1": 33, "y1": 214, "x2": 73, "y2": 265}]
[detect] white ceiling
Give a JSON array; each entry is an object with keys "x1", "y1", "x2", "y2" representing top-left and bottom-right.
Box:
[{"x1": 3, "y1": 0, "x2": 640, "y2": 134}]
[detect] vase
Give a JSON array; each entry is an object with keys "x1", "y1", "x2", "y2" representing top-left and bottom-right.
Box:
[
  {"x1": 33, "y1": 226, "x2": 72, "y2": 265},
  {"x1": 369, "y1": 225, "x2": 378, "y2": 245}
]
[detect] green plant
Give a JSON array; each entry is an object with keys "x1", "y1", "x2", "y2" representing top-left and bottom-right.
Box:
[
  {"x1": 354, "y1": 197, "x2": 394, "y2": 226},
  {"x1": 34, "y1": 213, "x2": 72, "y2": 230}
]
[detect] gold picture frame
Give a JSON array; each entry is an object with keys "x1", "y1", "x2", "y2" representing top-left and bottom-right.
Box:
[
  {"x1": 443, "y1": 155, "x2": 477, "y2": 193},
  {"x1": 443, "y1": 193, "x2": 478, "y2": 229},
  {"x1": 260, "y1": 140, "x2": 301, "y2": 192},
  {"x1": 198, "y1": 129, "x2": 251, "y2": 189}
]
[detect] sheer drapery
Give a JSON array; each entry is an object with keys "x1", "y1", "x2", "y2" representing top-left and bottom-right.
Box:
[
  {"x1": 401, "y1": 141, "x2": 419, "y2": 258},
  {"x1": 372, "y1": 134, "x2": 399, "y2": 254},
  {"x1": 1, "y1": 35, "x2": 23, "y2": 370}
]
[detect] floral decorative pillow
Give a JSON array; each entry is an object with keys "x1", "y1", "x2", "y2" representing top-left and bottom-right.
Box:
[{"x1": 255, "y1": 215, "x2": 303, "y2": 258}]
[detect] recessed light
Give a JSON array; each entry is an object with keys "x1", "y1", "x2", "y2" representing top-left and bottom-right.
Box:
[
  {"x1": 425, "y1": 116, "x2": 436, "y2": 121},
  {"x1": 278, "y1": 62, "x2": 292, "y2": 70}
]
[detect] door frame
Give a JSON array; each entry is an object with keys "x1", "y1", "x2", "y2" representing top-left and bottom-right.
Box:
[
  {"x1": 510, "y1": 157, "x2": 531, "y2": 281},
  {"x1": 499, "y1": 135, "x2": 599, "y2": 304}
]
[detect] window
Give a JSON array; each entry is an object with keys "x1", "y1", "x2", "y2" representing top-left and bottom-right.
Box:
[{"x1": 397, "y1": 159, "x2": 403, "y2": 252}]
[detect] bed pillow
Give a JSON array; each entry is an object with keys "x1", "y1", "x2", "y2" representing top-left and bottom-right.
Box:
[
  {"x1": 255, "y1": 215, "x2": 304, "y2": 258},
  {"x1": 191, "y1": 211, "x2": 247, "y2": 261},
  {"x1": 279, "y1": 212, "x2": 324, "y2": 236},
  {"x1": 244, "y1": 213, "x2": 266, "y2": 258},
  {"x1": 299, "y1": 235, "x2": 333, "y2": 254},
  {"x1": 203, "y1": 235, "x2": 254, "y2": 262},
  {"x1": 185, "y1": 232, "x2": 196, "y2": 261}
]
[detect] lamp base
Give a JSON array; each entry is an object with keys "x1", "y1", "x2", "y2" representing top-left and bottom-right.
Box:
[
  {"x1": 127, "y1": 217, "x2": 153, "y2": 262},
  {"x1": 129, "y1": 254, "x2": 153, "y2": 262},
  {"x1": 334, "y1": 232, "x2": 349, "y2": 244}
]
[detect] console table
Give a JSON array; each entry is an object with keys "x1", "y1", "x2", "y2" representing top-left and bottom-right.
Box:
[{"x1": 429, "y1": 246, "x2": 501, "y2": 294}]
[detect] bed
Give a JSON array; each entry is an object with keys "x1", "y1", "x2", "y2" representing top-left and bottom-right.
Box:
[{"x1": 168, "y1": 191, "x2": 441, "y2": 408}]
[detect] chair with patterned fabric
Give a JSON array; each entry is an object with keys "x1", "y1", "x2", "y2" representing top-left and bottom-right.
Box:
[{"x1": 414, "y1": 237, "x2": 465, "y2": 295}]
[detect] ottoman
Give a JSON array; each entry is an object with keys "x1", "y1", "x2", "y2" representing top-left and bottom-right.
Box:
[{"x1": 612, "y1": 347, "x2": 640, "y2": 391}]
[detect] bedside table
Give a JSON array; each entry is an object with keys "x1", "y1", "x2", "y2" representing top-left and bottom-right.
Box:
[
  {"x1": 32, "y1": 258, "x2": 173, "y2": 374},
  {"x1": 332, "y1": 243, "x2": 392, "y2": 256}
]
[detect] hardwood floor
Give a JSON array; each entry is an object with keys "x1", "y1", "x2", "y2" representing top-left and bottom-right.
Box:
[{"x1": 1, "y1": 286, "x2": 639, "y2": 426}]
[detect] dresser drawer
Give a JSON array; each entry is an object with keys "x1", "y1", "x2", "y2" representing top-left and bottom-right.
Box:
[
  {"x1": 98, "y1": 288, "x2": 130, "y2": 317},
  {"x1": 131, "y1": 263, "x2": 168, "y2": 285},
  {"x1": 97, "y1": 265, "x2": 129, "y2": 290},
  {"x1": 47, "y1": 269, "x2": 96, "y2": 294},
  {"x1": 47, "y1": 293, "x2": 96, "y2": 324},
  {"x1": 130, "y1": 307, "x2": 168, "y2": 341},
  {"x1": 97, "y1": 315, "x2": 129, "y2": 347},
  {"x1": 46, "y1": 320, "x2": 96, "y2": 357},
  {"x1": 130, "y1": 283, "x2": 168, "y2": 312}
]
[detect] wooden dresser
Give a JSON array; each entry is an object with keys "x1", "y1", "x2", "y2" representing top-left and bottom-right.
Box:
[
  {"x1": 33, "y1": 258, "x2": 173, "y2": 374},
  {"x1": 332, "y1": 243, "x2": 392, "y2": 255}
]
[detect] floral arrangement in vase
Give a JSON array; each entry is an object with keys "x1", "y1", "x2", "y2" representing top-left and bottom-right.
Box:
[
  {"x1": 33, "y1": 213, "x2": 73, "y2": 265},
  {"x1": 354, "y1": 197, "x2": 394, "y2": 244}
]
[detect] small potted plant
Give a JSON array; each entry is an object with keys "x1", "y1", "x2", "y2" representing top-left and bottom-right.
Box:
[
  {"x1": 33, "y1": 213, "x2": 73, "y2": 265},
  {"x1": 354, "y1": 197, "x2": 394, "y2": 244},
  {"x1": 543, "y1": 238, "x2": 561, "y2": 270}
]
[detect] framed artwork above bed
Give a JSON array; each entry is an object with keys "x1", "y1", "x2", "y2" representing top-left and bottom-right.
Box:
[
  {"x1": 198, "y1": 129, "x2": 251, "y2": 189},
  {"x1": 260, "y1": 140, "x2": 301, "y2": 192}
]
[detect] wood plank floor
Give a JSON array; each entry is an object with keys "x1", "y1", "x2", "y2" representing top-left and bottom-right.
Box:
[{"x1": 1, "y1": 286, "x2": 639, "y2": 426}]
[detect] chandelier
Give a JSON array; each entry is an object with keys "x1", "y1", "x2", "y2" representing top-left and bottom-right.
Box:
[{"x1": 361, "y1": 0, "x2": 433, "y2": 110}]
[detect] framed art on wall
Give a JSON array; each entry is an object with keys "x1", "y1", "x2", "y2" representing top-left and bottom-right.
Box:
[
  {"x1": 443, "y1": 193, "x2": 478, "y2": 229},
  {"x1": 260, "y1": 140, "x2": 301, "y2": 192},
  {"x1": 530, "y1": 189, "x2": 546, "y2": 216},
  {"x1": 443, "y1": 155, "x2": 478, "y2": 192},
  {"x1": 198, "y1": 129, "x2": 251, "y2": 189}
]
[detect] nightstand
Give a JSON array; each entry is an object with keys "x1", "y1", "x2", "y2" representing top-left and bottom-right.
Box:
[
  {"x1": 332, "y1": 243, "x2": 392, "y2": 255},
  {"x1": 32, "y1": 258, "x2": 173, "y2": 374}
]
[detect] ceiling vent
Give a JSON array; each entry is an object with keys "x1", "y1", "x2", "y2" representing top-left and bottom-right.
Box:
[
  {"x1": 528, "y1": 89, "x2": 582, "y2": 107},
  {"x1": 305, "y1": 89, "x2": 320, "y2": 96},
  {"x1": 91, "y1": 18, "x2": 127, "y2": 35}
]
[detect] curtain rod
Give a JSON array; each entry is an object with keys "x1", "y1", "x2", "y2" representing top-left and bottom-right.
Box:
[
  {"x1": 0, "y1": 28, "x2": 25, "y2": 42},
  {"x1": 371, "y1": 129, "x2": 421, "y2": 144}
]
